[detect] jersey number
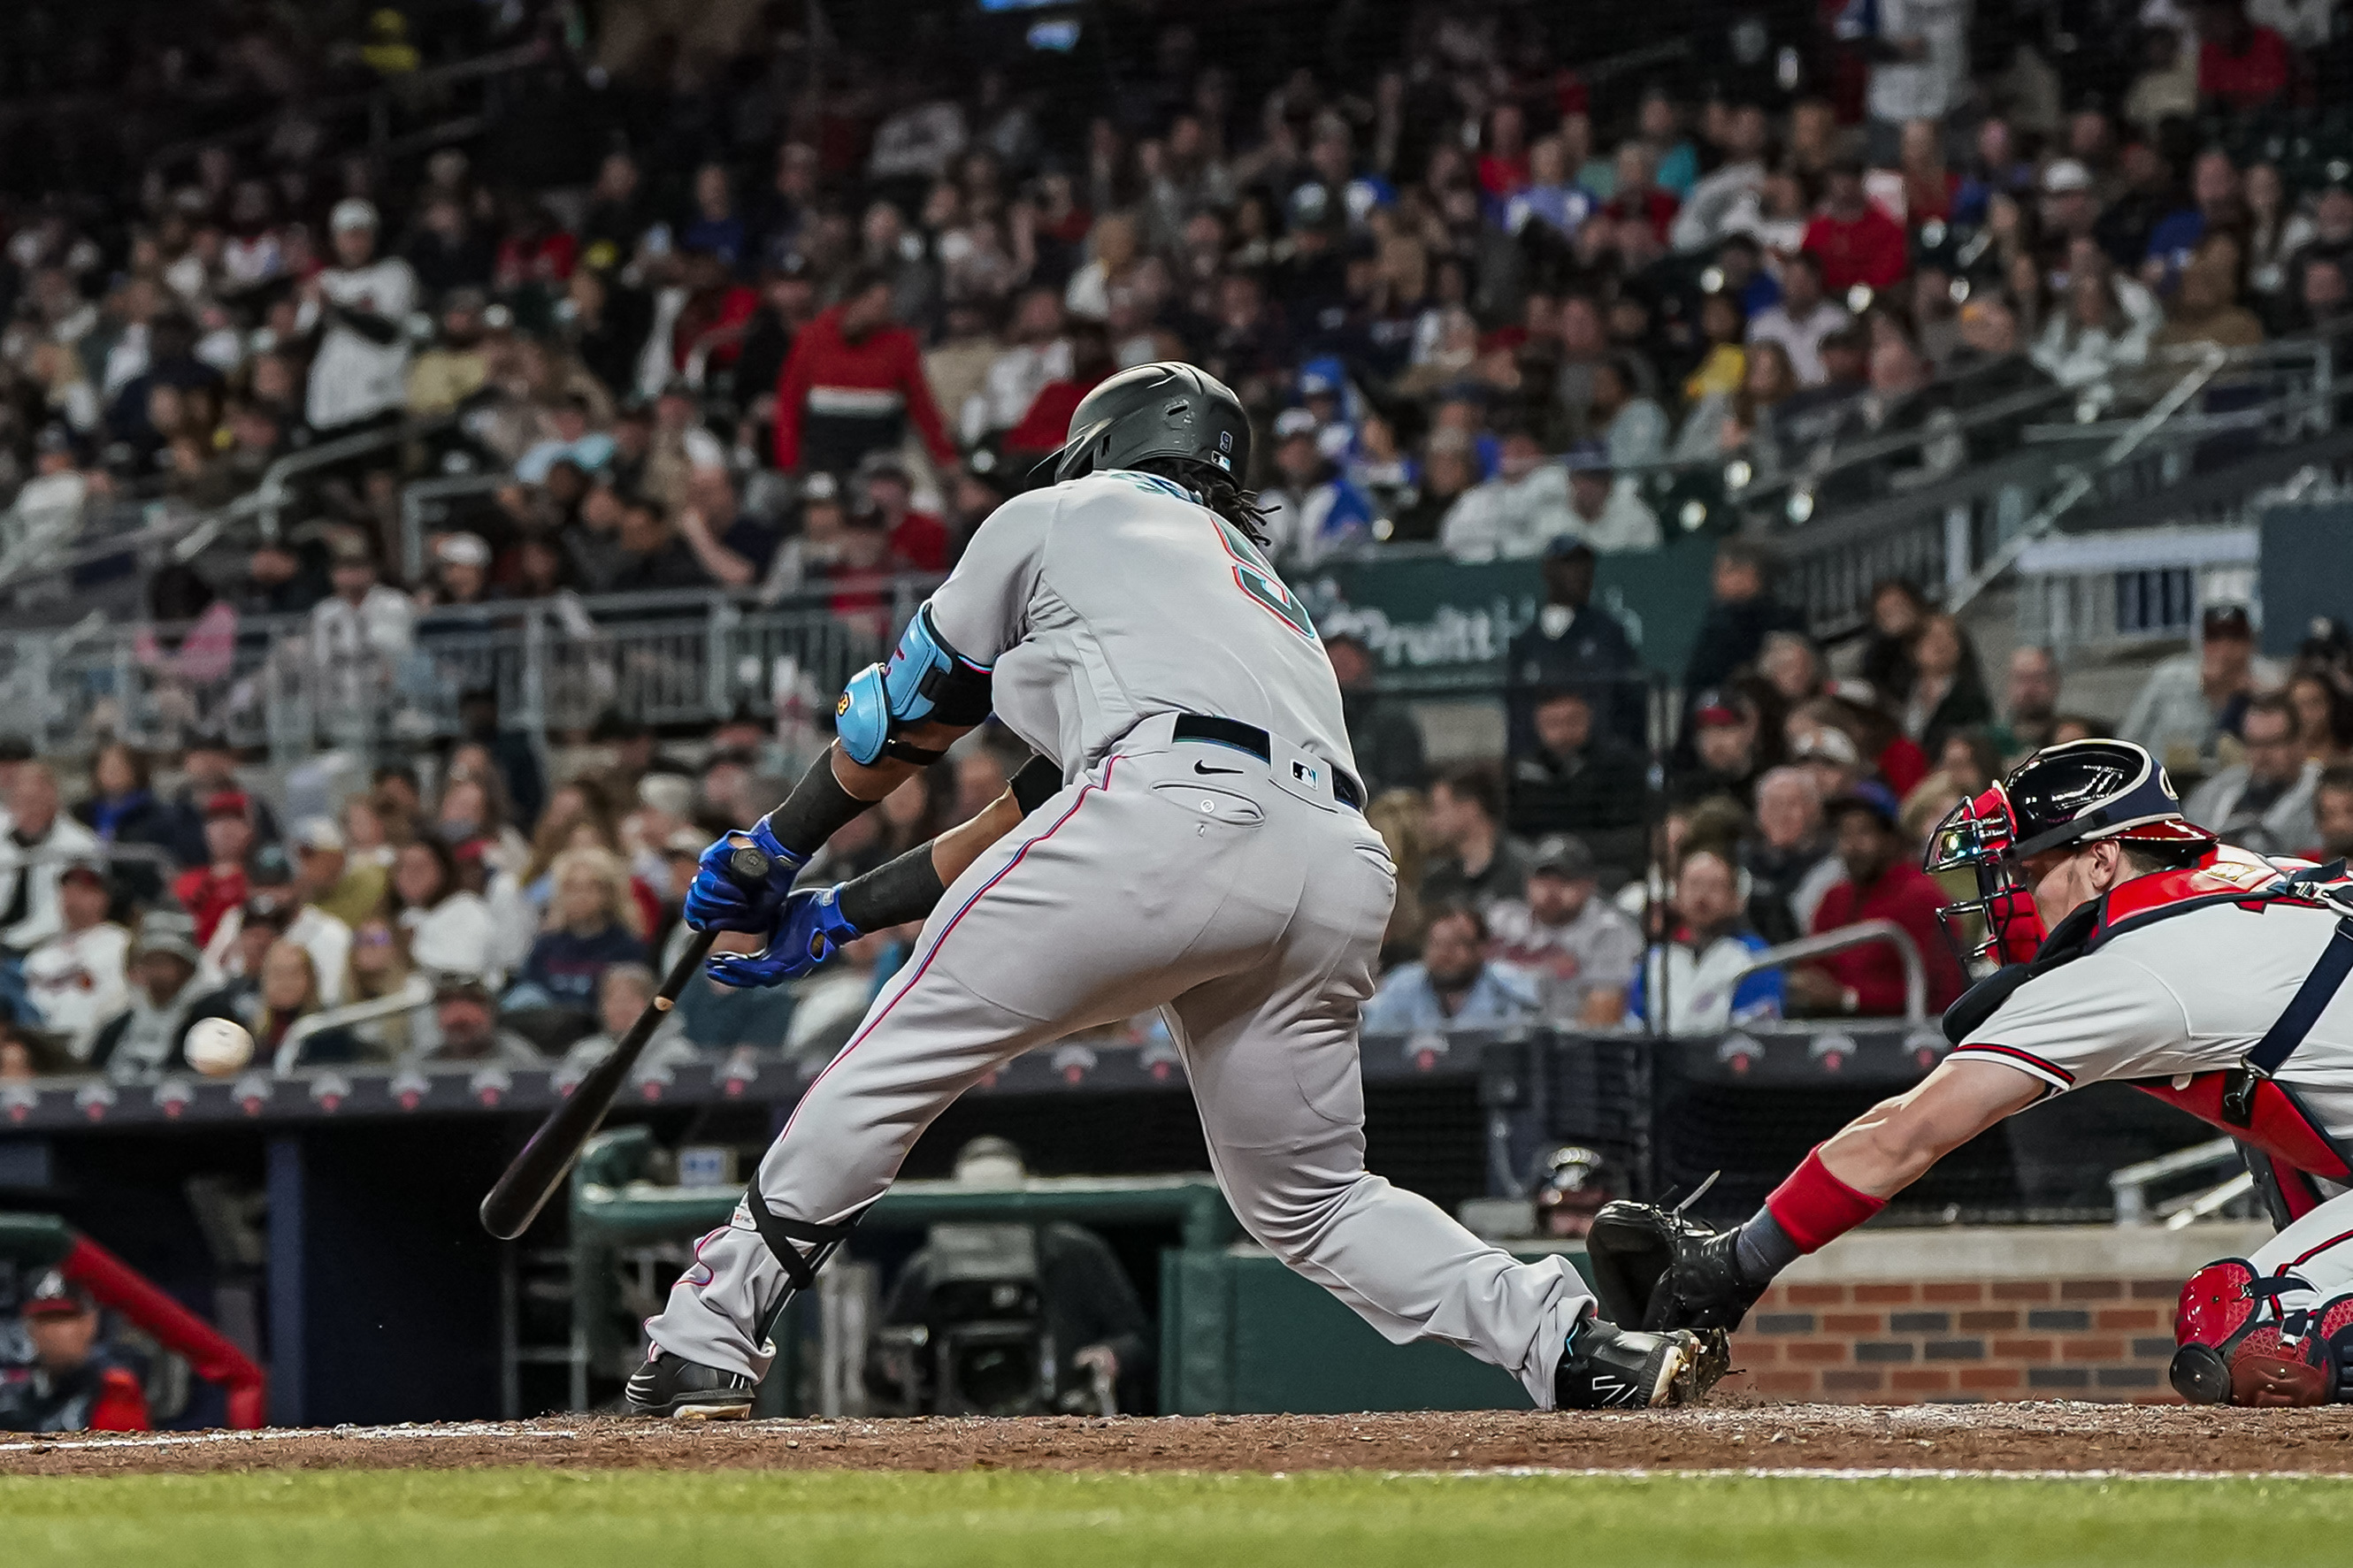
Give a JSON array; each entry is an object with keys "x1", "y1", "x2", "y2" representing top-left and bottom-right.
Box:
[{"x1": 1215, "y1": 518, "x2": 1317, "y2": 643}]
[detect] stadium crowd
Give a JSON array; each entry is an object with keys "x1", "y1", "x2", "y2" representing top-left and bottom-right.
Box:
[{"x1": 5, "y1": 0, "x2": 2353, "y2": 1079}]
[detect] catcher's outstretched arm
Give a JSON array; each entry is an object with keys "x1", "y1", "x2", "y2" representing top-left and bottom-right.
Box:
[
  {"x1": 1592, "y1": 1056, "x2": 2046, "y2": 1335},
  {"x1": 1815, "y1": 1055, "x2": 2046, "y2": 1198}
]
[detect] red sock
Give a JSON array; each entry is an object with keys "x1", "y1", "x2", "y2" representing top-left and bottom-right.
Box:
[{"x1": 1764, "y1": 1148, "x2": 1887, "y2": 1253}]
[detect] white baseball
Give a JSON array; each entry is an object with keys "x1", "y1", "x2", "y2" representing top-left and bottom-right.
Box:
[{"x1": 185, "y1": 1018, "x2": 257, "y2": 1077}]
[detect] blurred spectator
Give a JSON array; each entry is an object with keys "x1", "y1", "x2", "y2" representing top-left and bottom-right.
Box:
[
  {"x1": 2034, "y1": 258, "x2": 2156, "y2": 387},
  {"x1": 0, "y1": 764, "x2": 104, "y2": 955},
  {"x1": 1866, "y1": 0, "x2": 1974, "y2": 148},
  {"x1": 1506, "y1": 539, "x2": 1642, "y2": 750},
  {"x1": 198, "y1": 844, "x2": 352, "y2": 1006},
  {"x1": 2121, "y1": 603, "x2": 2281, "y2": 773},
  {"x1": 389, "y1": 838, "x2": 501, "y2": 983},
  {"x1": 306, "y1": 536, "x2": 416, "y2": 715},
  {"x1": 0, "y1": 1272, "x2": 149, "y2": 1434},
  {"x1": 1995, "y1": 645, "x2": 2065, "y2": 756},
  {"x1": 1897, "y1": 611, "x2": 1994, "y2": 755},
  {"x1": 88, "y1": 912, "x2": 236, "y2": 1082},
  {"x1": 2185, "y1": 692, "x2": 2321, "y2": 856},
  {"x1": 1743, "y1": 766, "x2": 1846, "y2": 945},
  {"x1": 2198, "y1": 0, "x2": 2293, "y2": 109},
  {"x1": 1506, "y1": 687, "x2": 1648, "y2": 870},
  {"x1": 250, "y1": 939, "x2": 364, "y2": 1067},
  {"x1": 674, "y1": 959, "x2": 801, "y2": 1055},
  {"x1": 1256, "y1": 406, "x2": 1376, "y2": 567},
  {"x1": 1562, "y1": 442, "x2": 1663, "y2": 554},
  {"x1": 774, "y1": 268, "x2": 958, "y2": 477},
  {"x1": 1803, "y1": 162, "x2": 1910, "y2": 294},
  {"x1": 1629, "y1": 845, "x2": 1782, "y2": 1032},
  {"x1": 171, "y1": 793, "x2": 256, "y2": 947},
  {"x1": 73, "y1": 744, "x2": 178, "y2": 889},
  {"x1": 162, "y1": 742, "x2": 272, "y2": 871},
  {"x1": 19, "y1": 865, "x2": 130, "y2": 1059},
  {"x1": 1759, "y1": 630, "x2": 1828, "y2": 712},
  {"x1": 292, "y1": 816, "x2": 386, "y2": 930},
  {"x1": 1682, "y1": 539, "x2": 1805, "y2": 706},
  {"x1": 1438, "y1": 430, "x2": 1574, "y2": 561},
  {"x1": 1325, "y1": 632, "x2": 1427, "y2": 798},
  {"x1": 563, "y1": 964, "x2": 685, "y2": 1075},
  {"x1": 1861, "y1": 578, "x2": 1930, "y2": 701},
  {"x1": 1363, "y1": 792, "x2": 1430, "y2": 970},
  {"x1": 2152, "y1": 249, "x2": 2267, "y2": 355},
  {"x1": 1486, "y1": 836, "x2": 1643, "y2": 1026},
  {"x1": 2288, "y1": 669, "x2": 2353, "y2": 764},
  {"x1": 1788, "y1": 784, "x2": 1966, "y2": 1018},
  {"x1": 298, "y1": 199, "x2": 418, "y2": 434},
  {"x1": 341, "y1": 914, "x2": 421, "y2": 1059},
  {"x1": 856, "y1": 453, "x2": 953, "y2": 575},
  {"x1": 1747, "y1": 250, "x2": 1851, "y2": 386},
  {"x1": 1674, "y1": 688, "x2": 1765, "y2": 808},
  {"x1": 514, "y1": 848, "x2": 648, "y2": 1020},
  {"x1": 1420, "y1": 765, "x2": 1531, "y2": 912},
  {"x1": 1360, "y1": 904, "x2": 1539, "y2": 1032},
  {"x1": 2308, "y1": 764, "x2": 2353, "y2": 860},
  {"x1": 410, "y1": 973, "x2": 540, "y2": 1068}
]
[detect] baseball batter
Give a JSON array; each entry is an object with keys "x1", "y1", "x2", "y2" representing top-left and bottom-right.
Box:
[
  {"x1": 1595, "y1": 738, "x2": 2353, "y2": 1407},
  {"x1": 627, "y1": 363, "x2": 1717, "y2": 1417}
]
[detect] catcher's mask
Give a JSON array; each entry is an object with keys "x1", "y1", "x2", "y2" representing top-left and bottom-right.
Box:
[{"x1": 1924, "y1": 738, "x2": 2214, "y2": 965}]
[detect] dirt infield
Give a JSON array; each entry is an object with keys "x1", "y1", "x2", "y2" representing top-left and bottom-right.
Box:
[{"x1": 4, "y1": 1404, "x2": 2353, "y2": 1480}]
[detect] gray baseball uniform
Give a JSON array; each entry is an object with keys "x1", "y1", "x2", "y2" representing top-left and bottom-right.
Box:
[{"x1": 644, "y1": 470, "x2": 1593, "y2": 1406}]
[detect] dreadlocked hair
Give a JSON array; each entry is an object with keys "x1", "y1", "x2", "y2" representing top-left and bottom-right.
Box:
[{"x1": 1130, "y1": 456, "x2": 1276, "y2": 550}]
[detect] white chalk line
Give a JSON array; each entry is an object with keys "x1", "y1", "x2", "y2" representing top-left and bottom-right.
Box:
[
  {"x1": 1387, "y1": 1465, "x2": 2353, "y2": 1482},
  {"x1": 0, "y1": 1422, "x2": 583, "y2": 1456}
]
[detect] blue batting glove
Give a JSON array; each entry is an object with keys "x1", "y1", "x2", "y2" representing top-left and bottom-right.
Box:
[
  {"x1": 707, "y1": 885, "x2": 863, "y2": 988},
  {"x1": 682, "y1": 820, "x2": 806, "y2": 934}
]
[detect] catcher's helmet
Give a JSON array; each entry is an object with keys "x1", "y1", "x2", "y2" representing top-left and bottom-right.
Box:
[
  {"x1": 1924, "y1": 738, "x2": 2214, "y2": 963},
  {"x1": 1042, "y1": 361, "x2": 1252, "y2": 486}
]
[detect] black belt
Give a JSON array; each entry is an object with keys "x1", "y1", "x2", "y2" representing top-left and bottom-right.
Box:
[{"x1": 1170, "y1": 714, "x2": 1365, "y2": 810}]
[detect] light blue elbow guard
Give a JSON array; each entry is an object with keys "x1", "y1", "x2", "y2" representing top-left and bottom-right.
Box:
[{"x1": 836, "y1": 602, "x2": 993, "y2": 767}]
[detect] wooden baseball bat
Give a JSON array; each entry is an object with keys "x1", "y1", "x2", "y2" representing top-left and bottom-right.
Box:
[{"x1": 479, "y1": 844, "x2": 773, "y2": 1240}]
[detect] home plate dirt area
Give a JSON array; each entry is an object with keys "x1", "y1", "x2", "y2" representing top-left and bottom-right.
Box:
[{"x1": 6, "y1": 1404, "x2": 2353, "y2": 1479}]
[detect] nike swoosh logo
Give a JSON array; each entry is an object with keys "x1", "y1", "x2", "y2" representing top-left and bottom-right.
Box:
[{"x1": 1193, "y1": 761, "x2": 1244, "y2": 775}]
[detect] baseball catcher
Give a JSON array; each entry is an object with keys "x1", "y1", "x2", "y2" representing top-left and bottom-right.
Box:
[
  {"x1": 626, "y1": 363, "x2": 1721, "y2": 1418},
  {"x1": 1589, "y1": 738, "x2": 2353, "y2": 1407}
]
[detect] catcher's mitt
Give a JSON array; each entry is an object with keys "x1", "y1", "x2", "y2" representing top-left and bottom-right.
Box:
[{"x1": 1585, "y1": 1196, "x2": 1766, "y2": 1335}]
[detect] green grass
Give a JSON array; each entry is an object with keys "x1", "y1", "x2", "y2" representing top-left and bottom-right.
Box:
[{"x1": 2, "y1": 1468, "x2": 2349, "y2": 1567}]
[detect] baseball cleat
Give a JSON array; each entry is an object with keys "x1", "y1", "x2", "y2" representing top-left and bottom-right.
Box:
[
  {"x1": 624, "y1": 1350, "x2": 757, "y2": 1419},
  {"x1": 1553, "y1": 1316, "x2": 1725, "y2": 1410}
]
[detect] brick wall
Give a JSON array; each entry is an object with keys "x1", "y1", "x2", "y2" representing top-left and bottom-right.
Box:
[{"x1": 1721, "y1": 1274, "x2": 2187, "y2": 1404}]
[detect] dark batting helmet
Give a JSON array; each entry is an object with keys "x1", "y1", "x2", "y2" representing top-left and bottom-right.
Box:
[
  {"x1": 1924, "y1": 738, "x2": 2214, "y2": 962},
  {"x1": 1043, "y1": 361, "x2": 1253, "y2": 486}
]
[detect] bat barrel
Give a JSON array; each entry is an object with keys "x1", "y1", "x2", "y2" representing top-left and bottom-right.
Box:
[{"x1": 478, "y1": 843, "x2": 772, "y2": 1237}]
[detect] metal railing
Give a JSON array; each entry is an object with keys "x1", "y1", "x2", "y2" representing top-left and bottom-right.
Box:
[
  {"x1": 274, "y1": 975, "x2": 436, "y2": 1075},
  {"x1": 1759, "y1": 329, "x2": 2353, "y2": 640},
  {"x1": 2109, "y1": 1137, "x2": 2246, "y2": 1228},
  {"x1": 141, "y1": 42, "x2": 556, "y2": 180},
  {"x1": 1690, "y1": 918, "x2": 1930, "y2": 1030},
  {"x1": 0, "y1": 578, "x2": 927, "y2": 761},
  {"x1": 0, "y1": 415, "x2": 462, "y2": 624}
]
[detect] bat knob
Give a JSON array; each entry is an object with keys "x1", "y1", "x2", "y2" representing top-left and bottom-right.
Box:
[{"x1": 727, "y1": 845, "x2": 773, "y2": 886}]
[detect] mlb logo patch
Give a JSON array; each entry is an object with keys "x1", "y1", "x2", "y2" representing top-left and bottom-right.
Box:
[{"x1": 1291, "y1": 760, "x2": 1322, "y2": 791}]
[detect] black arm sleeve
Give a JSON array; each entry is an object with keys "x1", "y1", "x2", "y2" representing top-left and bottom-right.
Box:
[
  {"x1": 836, "y1": 843, "x2": 948, "y2": 932},
  {"x1": 759, "y1": 753, "x2": 878, "y2": 859},
  {"x1": 1010, "y1": 754, "x2": 1062, "y2": 815}
]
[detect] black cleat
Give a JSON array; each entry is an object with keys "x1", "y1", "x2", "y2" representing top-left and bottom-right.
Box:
[
  {"x1": 1554, "y1": 1316, "x2": 1724, "y2": 1411},
  {"x1": 624, "y1": 1350, "x2": 757, "y2": 1419}
]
